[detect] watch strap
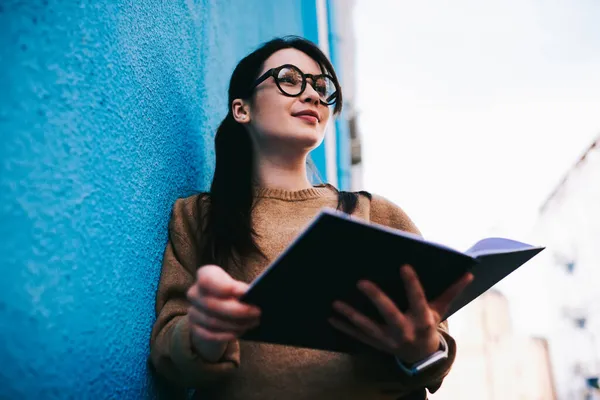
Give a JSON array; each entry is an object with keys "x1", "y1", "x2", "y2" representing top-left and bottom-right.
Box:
[{"x1": 395, "y1": 333, "x2": 449, "y2": 376}]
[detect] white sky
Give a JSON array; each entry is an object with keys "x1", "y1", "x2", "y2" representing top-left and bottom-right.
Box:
[
  {"x1": 352, "y1": 0, "x2": 600, "y2": 339},
  {"x1": 354, "y1": 0, "x2": 600, "y2": 249}
]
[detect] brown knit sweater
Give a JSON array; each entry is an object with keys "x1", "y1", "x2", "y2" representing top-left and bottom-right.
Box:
[{"x1": 150, "y1": 185, "x2": 456, "y2": 400}]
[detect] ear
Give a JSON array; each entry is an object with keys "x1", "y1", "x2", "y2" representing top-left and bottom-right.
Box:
[{"x1": 232, "y1": 99, "x2": 251, "y2": 124}]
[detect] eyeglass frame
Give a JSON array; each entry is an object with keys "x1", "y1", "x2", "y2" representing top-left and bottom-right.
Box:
[{"x1": 250, "y1": 64, "x2": 339, "y2": 106}]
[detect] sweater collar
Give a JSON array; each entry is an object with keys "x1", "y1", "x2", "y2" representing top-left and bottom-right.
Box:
[{"x1": 254, "y1": 184, "x2": 336, "y2": 201}]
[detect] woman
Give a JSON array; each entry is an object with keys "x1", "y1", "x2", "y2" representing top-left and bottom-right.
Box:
[{"x1": 150, "y1": 36, "x2": 473, "y2": 400}]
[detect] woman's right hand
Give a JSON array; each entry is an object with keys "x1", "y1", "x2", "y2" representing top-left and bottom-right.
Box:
[{"x1": 186, "y1": 265, "x2": 261, "y2": 361}]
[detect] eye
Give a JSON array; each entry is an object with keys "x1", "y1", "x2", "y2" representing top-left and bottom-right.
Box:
[
  {"x1": 313, "y1": 76, "x2": 335, "y2": 98},
  {"x1": 314, "y1": 80, "x2": 328, "y2": 96},
  {"x1": 277, "y1": 68, "x2": 302, "y2": 86}
]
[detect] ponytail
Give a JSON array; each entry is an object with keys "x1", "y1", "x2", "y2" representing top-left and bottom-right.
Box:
[{"x1": 199, "y1": 113, "x2": 263, "y2": 269}]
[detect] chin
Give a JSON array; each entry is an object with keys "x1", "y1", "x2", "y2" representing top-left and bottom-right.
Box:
[
  {"x1": 292, "y1": 129, "x2": 324, "y2": 149},
  {"x1": 269, "y1": 128, "x2": 324, "y2": 150}
]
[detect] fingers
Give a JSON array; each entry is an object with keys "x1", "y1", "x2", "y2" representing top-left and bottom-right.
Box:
[
  {"x1": 187, "y1": 290, "x2": 261, "y2": 322},
  {"x1": 430, "y1": 272, "x2": 474, "y2": 317},
  {"x1": 187, "y1": 265, "x2": 260, "y2": 320},
  {"x1": 332, "y1": 301, "x2": 394, "y2": 348},
  {"x1": 186, "y1": 264, "x2": 261, "y2": 341},
  {"x1": 356, "y1": 280, "x2": 408, "y2": 329},
  {"x1": 399, "y1": 265, "x2": 430, "y2": 318},
  {"x1": 195, "y1": 265, "x2": 250, "y2": 298},
  {"x1": 189, "y1": 322, "x2": 238, "y2": 342},
  {"x1": 328, "y1": 317, "x2": 387, "y2": 352},
  {"x1": 188, "y1": 306, "x2": 259, "y2": 334},
  {"x1": 334, "y1": 265, "x2": 471, "y2": 359}
]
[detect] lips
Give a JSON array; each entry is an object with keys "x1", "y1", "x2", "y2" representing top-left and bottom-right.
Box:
[{"x1": 292, "y1": 110, "x2": 320, "y2": 122}]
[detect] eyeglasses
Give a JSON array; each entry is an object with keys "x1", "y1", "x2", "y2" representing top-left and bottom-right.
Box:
[{"x1": 251, "y1": 64, "x2": 338, "y2": 106}]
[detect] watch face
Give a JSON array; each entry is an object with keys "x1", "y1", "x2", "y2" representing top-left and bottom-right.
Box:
[
  {"x1": 412, "y1": 334, "x2": 450, "y2": 373},
  {"x1": 397, "y1": 334, "x2": 449, "y2": 376},
  {"x1": 414, "y1": 350, "x2": 448, "y2": 372}
]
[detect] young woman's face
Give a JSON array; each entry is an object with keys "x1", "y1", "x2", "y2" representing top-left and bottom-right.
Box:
[{"x1": 245, "y1": 48, "x2": 333, "y2": 151}]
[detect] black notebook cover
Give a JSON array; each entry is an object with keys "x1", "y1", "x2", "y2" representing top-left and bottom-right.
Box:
[{"x1": 240, "y1": 208, "x2": 542, "y2": 354}]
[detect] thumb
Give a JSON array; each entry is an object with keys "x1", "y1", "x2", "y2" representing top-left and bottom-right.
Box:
[
  {"x1": 230, "y1": 279, "x2": 250, "y2": 298},
  {"x1": 196, "y1": 265, "x2": 249, "y2": 298},
  {"x1": 210, "y1": 266, "x2": 250, "y2": 297},
  {"x1": 430, "y1": 272, "x2": 474, "y2": 315}
]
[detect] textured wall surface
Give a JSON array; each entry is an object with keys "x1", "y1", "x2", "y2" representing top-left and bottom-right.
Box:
[{"x1": 0, "y1": 1, "x2": 313, "y2": 398}]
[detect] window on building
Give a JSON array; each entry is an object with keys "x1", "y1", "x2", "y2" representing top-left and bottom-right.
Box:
[
  {"x1": 574, "y1": 317, "x2": 587, "y2": 329},
  {"x1": 348, "y1": 115, "x2": 361, "y2": 165}
]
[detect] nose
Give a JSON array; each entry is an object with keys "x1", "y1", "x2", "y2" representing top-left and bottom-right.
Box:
[{"x1": 300, "y1": 82, "x2": 320, "y2": 106}]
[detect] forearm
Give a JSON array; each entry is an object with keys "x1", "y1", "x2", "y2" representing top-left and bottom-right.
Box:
[{"x1": 151, "y1": 315, "x2": 240, "y2": 387}]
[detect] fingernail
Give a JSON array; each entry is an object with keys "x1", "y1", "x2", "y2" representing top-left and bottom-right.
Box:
[{"x1": 252, "y1": 308, "x2": 261, "y2": 316}]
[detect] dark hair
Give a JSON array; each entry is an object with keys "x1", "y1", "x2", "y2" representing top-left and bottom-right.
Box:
[{"x1": 199, "y1": 35, "x2": 371, "y2": 269}]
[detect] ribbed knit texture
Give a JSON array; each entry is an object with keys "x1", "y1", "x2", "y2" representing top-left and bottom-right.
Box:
[{"x1": 150, "y1": 185, "x2": 455, "y2": 400}]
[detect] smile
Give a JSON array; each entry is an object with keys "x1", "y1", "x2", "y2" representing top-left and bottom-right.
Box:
[{"x1": 294, "y1": 115, "x2": 319, "y2": 124}]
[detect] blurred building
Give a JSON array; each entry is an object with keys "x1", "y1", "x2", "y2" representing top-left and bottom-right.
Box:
[
  {"x1": 431, "y1": 290, "x2": 556, "y2": 400},
  {"x1": 531, "y1": 135, "x2": 600, "y2": 400},
  {"x1": 437, "y1": 135, "x2": 600, "y2": 400},
  {"x1": 322, "y1": 0, "x2": 365, "y2": 191}
]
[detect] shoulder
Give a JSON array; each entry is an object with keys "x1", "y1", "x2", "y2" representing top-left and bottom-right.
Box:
[
  {"x1": 170, "y1": 192, "x2": 210, "y2": 221},
  {"x1": 363, "y1": 192, "x2": 422, "y2": 236},
  {"x1": 323, "y1": 184, "x2": 421, "y2": 236},
  {"x1": 168, "y1": 192, "x2": 211, "y2": 240}
]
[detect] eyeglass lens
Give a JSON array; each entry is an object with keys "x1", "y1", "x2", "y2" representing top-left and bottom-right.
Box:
[{"x1": 276, "y1": 66, "x2": 336, "y2": 103}]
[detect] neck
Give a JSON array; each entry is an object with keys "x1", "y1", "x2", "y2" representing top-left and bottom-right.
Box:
[{"x1": 254, "y1": 148, "x2": 313, "y2": 191}]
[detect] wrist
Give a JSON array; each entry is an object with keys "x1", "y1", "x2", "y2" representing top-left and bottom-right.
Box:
[
  {"x1": 190, "y1": 331, "x2": 229, "y2": 362},
  {"x1": 395, "y1": 333, "x2": 448, "y2": 376},
  {"x1": 396, "y1": 333, "x2": 442, "y2": 365}
]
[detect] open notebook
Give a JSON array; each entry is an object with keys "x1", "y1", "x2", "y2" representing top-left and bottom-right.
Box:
[{"x1": 240, "y1": 208, "x2": 544, "y2": 353}]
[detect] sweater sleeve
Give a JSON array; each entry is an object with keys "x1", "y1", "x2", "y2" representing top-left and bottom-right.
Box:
[
  {"x1": 363, "y1": 194, "x2": 457, "y2": 395},
  {"x1": 149, "y1": 197, "x2": 240, "y2": 388}
]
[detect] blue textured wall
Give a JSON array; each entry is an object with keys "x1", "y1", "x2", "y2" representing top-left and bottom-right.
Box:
[{"x1": 0, "y1": 1, "x2": 314, "y2": 398}]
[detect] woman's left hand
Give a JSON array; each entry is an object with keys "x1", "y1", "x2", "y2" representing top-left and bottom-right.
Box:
[{"x1": 329, "y1": 264, "x2": 473, "y2": 364}]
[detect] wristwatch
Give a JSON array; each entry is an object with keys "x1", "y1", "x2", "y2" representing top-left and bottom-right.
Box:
[{"x1": 395, "y1": 333, "x2": 449, "y2": 376}]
